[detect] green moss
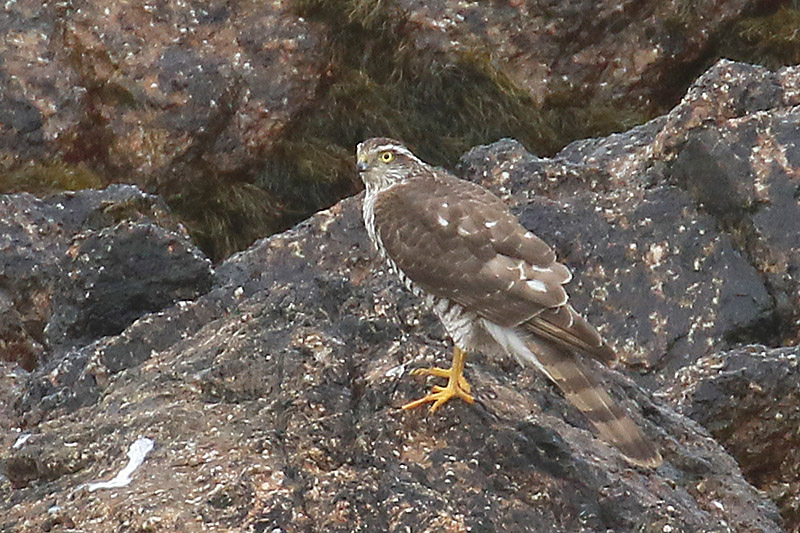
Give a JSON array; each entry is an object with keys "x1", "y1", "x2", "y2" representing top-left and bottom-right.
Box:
[
  {"x1": 266, "y1": 0, "x2": 662, "y2": 224},
  {"x1": 0, "y1": 161, "x2": 106, "y2": 195},
  {"x1": 718, "y1": 5, "x2": 800, "y2": 70},
  {"x1": 266, "y1": 0, "x2": 655, "y2": 223},
  {"x1": 166, "y1": 175, "x2": 284, "y2": 262}
]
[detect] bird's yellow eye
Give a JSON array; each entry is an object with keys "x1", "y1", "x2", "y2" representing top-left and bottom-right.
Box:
[{"x1": 380, "y1": 151, "x2": 394, "y2": 163}]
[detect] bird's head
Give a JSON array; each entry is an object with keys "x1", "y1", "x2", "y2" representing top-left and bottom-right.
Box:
[{"x1": 356, "y1": 138, "x2": 424, "y2": 192}]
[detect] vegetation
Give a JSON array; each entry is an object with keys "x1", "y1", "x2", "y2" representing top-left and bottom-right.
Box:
[
  {"x1": 8, "y1": 0, "x2": 797, "y2": 261},
  {"x1": 0, "y1": 161, "x2": 104, "y2": 195},
  {"x1": 267, "y1": 0, "x2": 652, "y2": 221},
  {"x1": 717, "y1": 4, "x2": 800, "y2": 70}
]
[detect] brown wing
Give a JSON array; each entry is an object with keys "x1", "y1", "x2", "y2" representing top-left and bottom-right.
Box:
[
  {"x1": 374, "y1": 171, "x2": 614, "y2": 362},
  {"x1": 525, "y1": 305, "x2": 616, "y2": 363}
]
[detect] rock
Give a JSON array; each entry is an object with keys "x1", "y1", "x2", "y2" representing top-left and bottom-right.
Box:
[
  {"x1": 456, "y1": 59, "x2": 800, "y2": 527},
  {"x1": 3, "y1": 59, "x2": 797, "y2": 531},
  {"x1": 0, "y1": 199, "x2": 783, "y2": 531},
  {"x1": 45, "y1": 220, "x2": 213, "y2": 352},
  {"x1": 459, "y1": 59, "x2": 800, "y2": 383},
  {"x1": 0, "y1": 0, "x2": 327, "y2": 174},
  {"x1": 0, "y1": 0, "x2": 769, "y2": 260},
  {"x1": 458, "y1": 139, "x2": 773, "y2": 384},
  {"x1": 0, "y1": 185, "x2": 212, "y2": 370},
  {"x1": 391, "y1": 0, "x2": 752, "y2": 111},
  {"x1": 661, "y1": 345, "x2": 800, "y2": 529},
  {"x1": 0, "y1": 0, "x2": 755, "y2": 172},
  {"x1": 1, "y1": 0, "x2": 331, "y2": 259}
]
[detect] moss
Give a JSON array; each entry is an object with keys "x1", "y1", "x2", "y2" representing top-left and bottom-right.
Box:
[
  {"x1": 165, "y1": 174, "x2": 284, "y2": 262},
  {"x1": 540, "y1": 77, "x2": 654, "y2": 144},
  {"x1": 717, "y1": 5, "x2": 800, "y2": 70},
  {"x1": 264, "y1": 51, "x2": 554, "y2": 200},
  {"x1": 5, "y1": 1, "x2": 665, "y2": 262},
  {"x1": 264, "y1": 0, "x2": 656, "y2": 225},
  {"x1": 0, "y1": 161, "x2": 106, "y2": 195}
]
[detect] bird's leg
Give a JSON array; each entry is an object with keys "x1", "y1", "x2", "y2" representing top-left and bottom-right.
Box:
[{"x1": 401, "y1": 346, "x2": 475, "y2": 412}]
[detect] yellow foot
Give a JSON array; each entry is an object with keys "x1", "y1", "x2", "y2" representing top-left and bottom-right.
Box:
[
  {"x1": 401, "y1": 347, "x2": 474, "y2": 413},
  {"x1": 408, "y1": 366, "x2": 472, "y2": 394},
  {"x1": 401, "y1": 379, "x2": 475, "y2": 412}
]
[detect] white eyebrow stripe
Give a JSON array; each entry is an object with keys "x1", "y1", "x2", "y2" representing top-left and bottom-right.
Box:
[{"x1": 373, "y1": 144, "x2": 416, "y2": 158}]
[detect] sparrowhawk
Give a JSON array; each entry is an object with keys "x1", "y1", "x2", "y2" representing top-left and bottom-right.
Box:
[{"x1": 357, "y1": 137, "x2": 662, "y2": 468}]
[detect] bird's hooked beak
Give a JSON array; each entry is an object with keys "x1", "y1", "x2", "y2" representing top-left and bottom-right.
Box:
[{"x1": 357, "y1": 158, "x2": 369, "y2": 173}]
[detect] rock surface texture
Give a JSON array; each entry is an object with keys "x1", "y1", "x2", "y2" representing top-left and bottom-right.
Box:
[
  {"x1": 459, "y1": 61, "x2": 800, "y2": 386},
  {"x1": 0, "y1": 0, "x2": 327, "y2": 174},
  {"x1": 387, "y1": 0, "x2": 752, "y2": 109},
  {"x1": 0, "y1": 200, "x2": 783, "y2": 532},
  {"x1": 0, "y1": 185, "x2": 212, "y2": 370},
  {"x1": 0, "y1": 0, "x2": 771, "y2": 260},
  {"x1": 0, "y1": 0, "x2": 755, "y2": 171},
  {"x1": 662, "y1": 345, "x2": 800, "y2": 529},
  {"x1": 2, "y1": 59, "x2": 798, "y2": 531}
]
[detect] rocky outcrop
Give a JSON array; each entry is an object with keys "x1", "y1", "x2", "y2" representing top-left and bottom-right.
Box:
[
  {"x1": 459, "y1": 136, "x2": 774, "y2": 384},
  {"x1": 0, "y1": 185, "x2": 212, "y2": 370},
  {"x1": 3, "y1": 58, "x2": 799, "y2": 532},
  {"x1": 662, "y1": 345, "x2": 800, "y2": 529},
  {"x1": 0, "y1": 0, "x2": 327, "y2": 174},
  {"x1": 389, "y1": 0, "x2": 753, "y2": 109},
  {"x1": 0, "y1": 0, "x2": 331, "y2": 259},
  {"x1": 1, "y1": 0, "x2": 773, "y2": 259},
  {"x1": 0, "y1": 198, "x2": 784, "y2": 531},
  {"x1": 459, "y1": 60, "x2": 799, "y2": 384},
  {"x1": 0, "y1": 0, "x2": 757, "y2": 173}
]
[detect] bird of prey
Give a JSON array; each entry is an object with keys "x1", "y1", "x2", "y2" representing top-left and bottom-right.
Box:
[{"x1": 356, "y1": 137, "x2": 662, "y2": 467}]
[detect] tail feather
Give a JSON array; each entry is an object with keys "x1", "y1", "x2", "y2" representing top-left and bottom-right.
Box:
[
  {"x1": 525, "y1": 335, "x2": 662, "y2": 467},
  {"x1": 482, "y1": 320, "x2": 661, "y2": 467},
  {"x1": 525, "y1": 305, "x2": 617, "y2": 364}
]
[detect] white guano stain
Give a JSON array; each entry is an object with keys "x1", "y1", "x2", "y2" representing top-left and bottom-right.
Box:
[{"x1": 86, "y1": 437, "x2": 155, "y2": 492}]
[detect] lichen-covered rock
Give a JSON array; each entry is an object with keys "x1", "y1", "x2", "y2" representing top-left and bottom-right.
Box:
[
  {"x1": 0, "y1": 0, "x2": 327, "y2": 174},
  {"x1": 392, "y1": 0, "x2": 751, "y2": 111},
  {"x1": 471, "y1": 59, "x2": 800, "y2": 380},
  {"x1": 661, "y1": 345, "x2": 800, "y2": 529},
  {"x1": 45, "y1": 220, "x2": 213, "y2": 352},
  {"x1": 0, "y1": 0, "x2": 757, "y2": 173},
  {"x1": 558, "y1": 60, "x2": 800, "y2": 187},
  {"x1": 0, "y1": 200, "x2": 783, "y2": 532},
  {"x1": 0, "y1": 0, "x2": 332, "y2": 259},
  {"x1": 0, "y1": 185, "x2": 212, "y2": 370},
  {"x1": 458, "y1": 139, "x2": 773, "y2": 382},
  {"x1": 3, "y1": 59, "x2": 797, "y2": 531},
  {"x1": 1, "y1": 0, "x2": 771, "y2": 261}
]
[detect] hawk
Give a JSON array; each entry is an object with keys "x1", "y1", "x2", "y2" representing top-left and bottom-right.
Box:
[{"x1": 357, "y1": 137, "x2": 662, "y2": 468}]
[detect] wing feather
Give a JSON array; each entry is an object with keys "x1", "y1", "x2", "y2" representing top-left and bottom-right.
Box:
[
  {"x1": 375, "y1": 175, "x2": 559, "y2": 322},
  {"x1": 373, "y1": 171, "x2": 615, "y2": 362}
]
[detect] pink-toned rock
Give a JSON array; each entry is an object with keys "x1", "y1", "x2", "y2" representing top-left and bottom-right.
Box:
[
  {"x1": 0, "y1": 0, "x2": 328, "y2": 175},
  {"x1": 394, "y1": 0, "x2": 751, "y2": 108}
]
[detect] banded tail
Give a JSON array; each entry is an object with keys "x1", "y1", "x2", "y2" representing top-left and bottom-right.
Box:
[
  {"x1": 483, "y1": 321, "x2": 662, "y2": 467},
  {"x1": 525, "y1": 335, "x2": 662, "y2": 467}
]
